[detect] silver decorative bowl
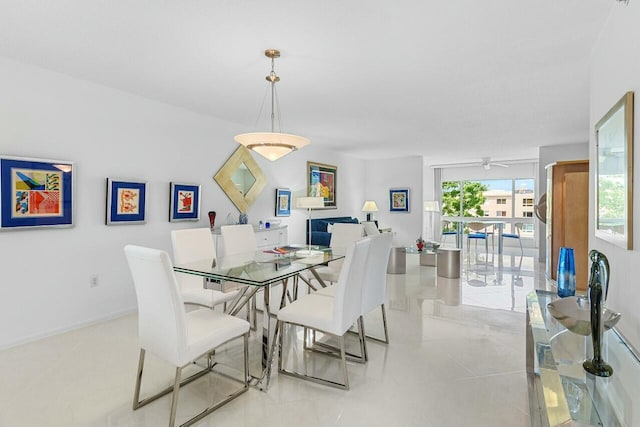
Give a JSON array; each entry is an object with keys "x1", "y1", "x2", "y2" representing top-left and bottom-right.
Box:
[
  {"x1": 547, "y1": 296, "x2": 621, "y2": 336},
  {"x1": 426, "y1": 242, "x2": 440, "y2": 251}
]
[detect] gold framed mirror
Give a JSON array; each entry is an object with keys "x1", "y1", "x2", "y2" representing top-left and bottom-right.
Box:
[
  {"x1": 595, "y1": 91, "x2": 634, "y2": 249},
  {"x1": 214, "y1": 146, "x2": 266, "y2": 213}
]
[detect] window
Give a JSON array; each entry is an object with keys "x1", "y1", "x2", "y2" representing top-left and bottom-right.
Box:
[{"x1": 441, "y1": 177, "x2": 536, "y2": 239}]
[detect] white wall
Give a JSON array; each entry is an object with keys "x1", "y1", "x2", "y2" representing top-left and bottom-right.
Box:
[
  {"x1": 364, "y1": 157, "x2": 424, "y2": 246},
  {"x1": 537, "y1": 143, "x2": 589, "y2": 262},
  {"x1": 0, "y1": 57, "x2": 365, "y2": 348},
  {"x1": 590, "y1": 1, "x2": 640, "y2": 351}
]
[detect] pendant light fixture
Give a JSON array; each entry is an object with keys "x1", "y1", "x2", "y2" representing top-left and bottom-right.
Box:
[{"x1": 234, "y1": 49, "x2": 310, "y2": 161}]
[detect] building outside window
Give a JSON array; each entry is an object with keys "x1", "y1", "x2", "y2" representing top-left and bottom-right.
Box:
[{"x1": 441, "y1": 178, "x2": 535, "y2": 238}]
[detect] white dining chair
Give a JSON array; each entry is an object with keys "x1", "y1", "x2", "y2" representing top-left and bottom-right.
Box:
[
  {"x1": 312, "y1": 222, "x2": 364, "y2": 285},
  {"x1": 362, "y1": 221, "x2": 380, "y2": 236},
  {"x1": 170, "y1": 228, "x2": 239, "y2": 310},
  {"x1": 124, "y1": 245, "x2": 250, "y2": 427},
  {"x1": 314, "y1": 232, "x2": 393, "y2": 361},
  {"x1": 221, "y1": 224, "x2": 259, "y2": 326},
  {"x1": 220, "y1": 224, "x2": 258, "y2": 256},
  {"x1": 277, "y1": 237, "x2": 371, "y2": 390}
]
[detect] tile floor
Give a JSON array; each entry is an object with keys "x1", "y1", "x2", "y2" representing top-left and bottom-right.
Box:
[{"x1": 0, "y1": 247, "x2": 545, "y2": 427}]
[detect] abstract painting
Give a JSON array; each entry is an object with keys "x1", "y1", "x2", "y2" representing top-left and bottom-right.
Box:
[
  {"x1": 106, "y1": 178, "x2": 147, "y2": 225},
  {"x1": 0, "y1": 156, "x2": 74, "y2": 229},
  {"x1": 169, "y1": 182, "x2": 201, "y2": 222}
]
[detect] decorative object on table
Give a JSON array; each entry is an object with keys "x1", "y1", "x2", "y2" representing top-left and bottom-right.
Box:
[
  {"x1": 275, "y1": 188, "x2": 291, "y2": 217},
  {"x1": 595, "y1": 91, "x2": 633, "y2": 250},
  {"x1": 547, "y1": 296, "x2": 620, "y2": 336},
  {"x1": 423, "y1": 200, "x2": 440, "y2": 242},
  {"x1": 226, "y1": 212, "x2": 235, "y2": 225},
  {"x1": 296, "y1": 196, "x2": 325, "y2": 256},
  {"x1": 169, "y1": 182, "x2": 200, "y2": 222},
  {"x1": 307, "y1": 161, "x2": 337, "y2": 209},
  {"x1": 416, "y1": 236, "x2": 425, "y2": 252},
  {"x1": 583, "y1": 249, "x2": 614, "y2": 377},
  {"x1": 208, "y1": 211, "x2": 216, "y2": 229},
  {"x1": 234, "y1": 49, "x2": 310, "y2": 161},
  {"x1": 214, "y1": 146, "x2": 266, "y2": 213},
  {"x1": 238, "y1": 213, "x2": 248, "y2": 224},
  {"x1": 556, "y1": 247, "x2": 576, "y2": 297},
  {"x1": 389, "y1": 188, "x2": 410, "y2": 212},
  {"x1": 361, "y1": 200, "x2": 378, "y2": 221},
  {"x1": 0, "y1": 156, "x2": 74, "y2": 229},
  {"x1": 106, "y1": 178, "x2": 147, "y2": 225},
  {"x1": 425, "y1": 241, "x2": 440, "y2": 251}
]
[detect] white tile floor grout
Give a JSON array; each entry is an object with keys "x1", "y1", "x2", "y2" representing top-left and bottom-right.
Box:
[{"x1": 0, "y1": 247, "x2": 544, "y2": 427}]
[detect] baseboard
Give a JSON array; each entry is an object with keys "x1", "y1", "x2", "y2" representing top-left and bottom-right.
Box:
[{"x1": 0, "y1": 306, "x2": 138, "y2": 351}]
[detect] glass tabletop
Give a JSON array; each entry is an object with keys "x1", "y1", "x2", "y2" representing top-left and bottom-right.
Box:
[
  {"x1": 528, "y1": 290, "x2": 640, "y2": 426},
  {"x1": 404, "y1": 247, "x2": 438, "y2": 254},
  {"x1": 174, "y1": 247, "x2": 344, "y2": 287}
]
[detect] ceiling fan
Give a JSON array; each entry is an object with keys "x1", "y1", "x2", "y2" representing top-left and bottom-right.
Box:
[{"x1": 480, "y1": 157, "x2": 509, "y2": 170}]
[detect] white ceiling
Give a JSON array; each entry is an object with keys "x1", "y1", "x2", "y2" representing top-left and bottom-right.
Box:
[{"x1": 0, "y1": 0, "x2": 615, "y2": 164}]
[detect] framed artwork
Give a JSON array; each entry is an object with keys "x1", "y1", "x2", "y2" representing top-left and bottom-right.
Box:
[
  {"x1": 0, "y1": 156, "x2": 74, "y2": 230},
  {"x1": 275, "y1": 188, "x2": 291, "y2": 217},
  {"x1": 389, "y1": 188, "x2": 410, "y2": 212},
  {"x1": 307, "y1": 161, "x2": 337, "y2": 209},
  {"x1": 595, "y1": 91, "x2": 634, "y2": 249},
  {"x1": 106, "y1": 178, "x2": 147, "y2": 225},
  {"x1": 169, "y1": 182, "x2": 201, "y2": 222}
]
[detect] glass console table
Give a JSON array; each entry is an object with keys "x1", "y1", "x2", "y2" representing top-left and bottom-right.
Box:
[{"x1": 526, "y1": 290, "x2": 640, "y2": 426}]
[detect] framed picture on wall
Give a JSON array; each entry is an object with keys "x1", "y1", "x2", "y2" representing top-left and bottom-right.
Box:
[
  {"x1": 389, "y1": 188, "x2": 410, "y2": 212},
  {"x1": 0, "y1": 156, "x2": 75, "y2": 230},
  {"x1": 307, "y1": 161, "x2": 337, "y2": 209},
  {"x1": 169, "y1": 182, "x2": 201, "y2": 222},
  {"x1": 106, "y1": 178, "x2": 147, "y2": 225},
  {"x1": 275, "y1": 188, "x2": 291, "y2": 217}
]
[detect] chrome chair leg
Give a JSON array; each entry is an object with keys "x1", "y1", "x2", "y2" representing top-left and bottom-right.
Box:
[
  {"x1": 365, "y1": 304, "x2": 390, "y2": 344},
  {"x1": 169, "y1": 367, "x2": 182, "y2": 427},
  {"x1": 133, "y1": 334, "x2": 249, "y2": 427},
  {"x1": 278, "y1": 322, "x2": 350, "y2": 390},
  {"x1": 381, "y1": 304, "x2": 390, "y2": 343},
  {"x1": 357, "y1": 316, "x2": 368, "y2": 362},
  {"x1": 339, "y1": 335, "x2": 349, "y2": 390},
  {"x1": 307, "y1": 320, "x2": 367, "y2": 363}
]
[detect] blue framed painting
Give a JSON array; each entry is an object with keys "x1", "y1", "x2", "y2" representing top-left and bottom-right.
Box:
[
  {"x1": 275, "y1": 188, "x2": 291, "y2": 217},
  {"x1": 106, "y1": 178, "x2": 147, "y2": 225},
  {"x1": 169, "y1": 182, "x2": 201, "y2": 222},
  {"x1": 0, "y1": 156, "x2": 74, "y2": 230},
  {"x1": 389, "y1": 188, "x2": 410, "y2": 212}
]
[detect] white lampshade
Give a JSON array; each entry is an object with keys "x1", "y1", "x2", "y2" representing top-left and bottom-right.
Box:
[
  {"x1": 361, "y1": 200, "x2": 379, "y2": 212},
  {"x1": 234, "y1": 132, "x2": 310, "y2": 161},
  {"x1": 424, "y1": 201, "x2": 440, "y2": 212},
  {"x1": 296, "y1": 196, "x2": 325, "y2": 209}
]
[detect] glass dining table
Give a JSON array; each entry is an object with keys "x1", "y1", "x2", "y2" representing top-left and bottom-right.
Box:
[{"x1": 173, "y1": 246, "x2": 344, "y2": 391}]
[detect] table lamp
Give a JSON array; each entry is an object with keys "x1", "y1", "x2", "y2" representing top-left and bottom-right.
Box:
[
  {"x1": 361, "y1": 200, "x2": 379, "y2": 221},
  {"x1": 296, "y1": 196, "x2": 325, "y2": 256}
]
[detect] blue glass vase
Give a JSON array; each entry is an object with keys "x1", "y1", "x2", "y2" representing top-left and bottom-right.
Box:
[{"x1": 557, "y1": 247, "x2": 576, "y2": 297}]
